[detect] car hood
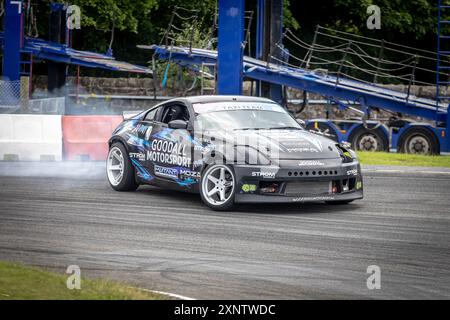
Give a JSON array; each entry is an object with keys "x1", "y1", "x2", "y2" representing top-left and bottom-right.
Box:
[{"x1": 211, "y1": 129, "x2": 342, "y2": 160}]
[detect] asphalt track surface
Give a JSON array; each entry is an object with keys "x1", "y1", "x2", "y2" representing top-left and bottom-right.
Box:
[{"x1": 0, "y1": 162, "x2": 449, "y2": 299}]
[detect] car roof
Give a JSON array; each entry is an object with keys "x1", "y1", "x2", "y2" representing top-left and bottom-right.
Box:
[{"x1": 171, "y1": 95, "x2": 277, "y2": 105}]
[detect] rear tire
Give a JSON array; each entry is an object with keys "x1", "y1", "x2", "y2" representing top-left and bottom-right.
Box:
[
  {"x1": 200, "y1": 163, "x2": 236, "y2": 211},
  {"x1": 106, "y1": 142, "x2": 138, "y2": 191},
  {"x1": 350, "y1": 126, "x2": 389, "y2": 152},
  {"x1": 398, "y1": 127, "x2": 439, "y2": 155}
]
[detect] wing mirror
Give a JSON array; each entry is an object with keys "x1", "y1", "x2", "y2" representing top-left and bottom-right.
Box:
[{"x1": 168, "y1": 119, "x2": 188, "y2": 130}]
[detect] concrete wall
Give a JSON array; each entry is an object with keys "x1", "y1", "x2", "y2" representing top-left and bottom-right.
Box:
[
  {"x1": 32, "y1": 75, "x2": 442, "y2": 99},
  {"x1": 32, "y1": 75, "x2": 202, "y2": 97},
  {"x1": 31, "y1": 75, "x2": 441, "y2": 121}
]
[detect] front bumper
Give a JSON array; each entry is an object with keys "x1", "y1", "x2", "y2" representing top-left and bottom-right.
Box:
[{"x1": 233, "y1": 159, "x2": 363, "y2": 204}]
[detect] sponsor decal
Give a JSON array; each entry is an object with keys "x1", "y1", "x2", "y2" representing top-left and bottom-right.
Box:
[
  {"x1": 151, "y1": 139, "x2": 187, "y2": 155},
  {"x1": 154, "y1": 165, "x2": 179, "y2": 179},
  {"x1": 280, "y1": 136, "x2": 324, "y2": 153},
  {"x1": 298, "y1": 160, "x2": 325, "y2": 166},
  {"x1": 151, "y1": 165, "x2": 199, "y2": 186},
  {"x1": 287, "y1": 147, "x2": 320, "y2": 153},
  {"x1": 194, "y1": 144, "x2": 216, "y2": 153},
  {"x1": 179, "y1": 168, "x2": 200, "y2": 179},
  {"x1": 282, "y1": 140, "x2": 311, "y2": 147},
  {"x1": 292, "y1": 196, "x2": 335, "y2": 202},
  {"x1": 223, "y1": 105, "x2": 263, "y2": 111},
  {"x1": 193, "y1": 102, "x2": 285, "y2": 114},
  {"x1": 252, "y1": 171, "x2": 276, "y2": 179},
  {"x1": 347, "y1": 169, "x2": 358, "y2": 176},
  {"x1": 147, "y1": 151, "x2": 191, "y2": 167},
  {"x1": 147, "y1": 139, "x2": 192, "y2": 167},
  {"x1": 241, "y1": 184, "x2": 257, "y2": 193},
  {"x1": 129, "y1": 152, "x2": 145, "y2": 161},
  {"x1": 281, "y1": 139, "x2": 311, "y2": 150}
]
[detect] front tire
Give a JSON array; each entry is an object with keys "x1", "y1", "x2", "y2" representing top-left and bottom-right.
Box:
[
  {"x1": 200, "y1": 164, "x2": 236, "y2": 211},
  {"x1": 106, "y1": 142, "x2": 138, "y2": 191}
]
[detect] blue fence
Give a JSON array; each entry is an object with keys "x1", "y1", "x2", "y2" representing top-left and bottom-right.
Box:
[{"x1": 0, "y1": 80, "x2": 21, "y2": 106}]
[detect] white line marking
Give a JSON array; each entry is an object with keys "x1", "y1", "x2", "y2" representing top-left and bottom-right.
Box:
[
  {"x1": 133, "y1": 287, "x2": 196, "y2": 300},
  {"x1": 363, "y1": 169, "x2": 450, "y2": 175}
]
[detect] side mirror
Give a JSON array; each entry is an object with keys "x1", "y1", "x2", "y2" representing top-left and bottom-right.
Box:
[
  {"x1": 168, "y1": 119, "x2": 188, "y2": 130},
  {"x1": 296, "y1": 118, "x2": 306, "y2": 127}
]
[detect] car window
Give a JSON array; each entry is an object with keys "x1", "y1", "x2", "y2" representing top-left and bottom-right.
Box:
[
  {"x1": 161, "y1": 105, "x2": 190, "y2": 124},
  {"x1": 193, "y1": 102, "x2": 301, "y2": 131},
  {"x1": 144, "y1": 107, "x2": 159, "y2": 121}
]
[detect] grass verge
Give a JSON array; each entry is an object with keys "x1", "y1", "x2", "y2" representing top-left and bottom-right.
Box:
[
  {"x1": 0, "y1": 261, "x2": 167, "y2": 300},
  {"x1": 357, "y1": 152, "x2": 450, "y2": 167}
]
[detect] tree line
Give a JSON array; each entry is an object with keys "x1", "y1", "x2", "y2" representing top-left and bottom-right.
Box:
[{"x1": 3, "y1": 0, "x2": 441, "y2": 77}]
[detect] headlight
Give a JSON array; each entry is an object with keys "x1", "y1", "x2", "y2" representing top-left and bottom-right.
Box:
[{"x1": 336, "y1": 143, "x2": 357, "y2": 163}]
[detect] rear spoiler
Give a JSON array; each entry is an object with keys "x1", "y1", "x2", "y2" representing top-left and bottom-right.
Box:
[{"x1": 122, "y1": 110, "x2": 144, "y2": 120}]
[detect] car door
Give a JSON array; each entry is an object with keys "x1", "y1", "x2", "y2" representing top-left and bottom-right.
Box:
[
  {"x1": 126, "y1": 105, "x2": 162, "y2": 182},
  {"x1": 147, "y1": 102, "x2": 198, "y2": 188}
]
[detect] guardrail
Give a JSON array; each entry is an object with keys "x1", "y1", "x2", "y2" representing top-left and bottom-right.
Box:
[
  {"x1": 28, "y1": 97, "x2": 65, "y2": 114},
  {"x1": 0, "y1": 80, "x2": 20, "y2": 106},
  {"x1": 0, "y1": 114, "x2": 63, "y2": 161}
]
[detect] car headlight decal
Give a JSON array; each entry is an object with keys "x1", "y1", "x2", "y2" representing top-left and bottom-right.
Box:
[{"x1": 336, "y1": 144, "x2": 356, "y2": 163}]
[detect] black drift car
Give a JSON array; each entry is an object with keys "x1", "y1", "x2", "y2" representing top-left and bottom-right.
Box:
[{"x1": 107, "y1": 95, "x2": 363, "y2": 210}]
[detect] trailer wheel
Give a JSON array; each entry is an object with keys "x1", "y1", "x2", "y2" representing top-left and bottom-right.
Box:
[
  {"x1": 350, "y1": 126, "x2": 389, "y2": 152},
  {"x1": 305, "y1": 122, "x2": 339, "y2": 141},
  {"x1": 398, "y1": 127, "x2": 439, "y2": 155}
]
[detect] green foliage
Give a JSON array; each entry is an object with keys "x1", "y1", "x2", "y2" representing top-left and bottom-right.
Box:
[
  {"x1": 30, "y1": 0, "x2": 297, "y2": 55},
  {"x1": 25, "y1": 0, "x2": 438, "y2": 78},
  {"x1": 293, "y1": 0, "x2": 437, "y2": 42},
  {"x1": 357, "y1": 152, "x2": 450, "y2": 168},
  {"x1": 60, "y1": 0, "x2": 158, "y2": 33},
  {"x1": 332, "y1": 0, "x2": 435, "y2": 39},
  {"x1": 0, "y1": 261, "x2": 166, "y2": 300},
  {"x1": 284, "y1": 0, "x2": 300, "y2": 30}
]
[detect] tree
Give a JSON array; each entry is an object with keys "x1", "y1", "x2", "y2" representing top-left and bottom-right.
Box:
[
  {"x1": 290, "y1": 0, "x2": 437, "y2": 42},
  {"x1": 29, "y1": 0, "x2": 298, "y2": 76}
]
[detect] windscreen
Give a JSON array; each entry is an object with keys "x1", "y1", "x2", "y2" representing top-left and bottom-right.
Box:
[{"x1": 193, "y1": 102, "x2": 302, "y2": 131}]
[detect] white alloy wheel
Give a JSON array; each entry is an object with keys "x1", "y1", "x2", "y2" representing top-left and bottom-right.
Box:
[
  {"x1": 107, "y1": 146, "x2": 125, "y2": 186},
  {"x1": 201, "y1": 164, "x2": 235, "y2": 207}
]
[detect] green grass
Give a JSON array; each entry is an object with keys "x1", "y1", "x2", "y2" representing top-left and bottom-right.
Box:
[
  {"x1": 357, "y1": 152, "x2": 450, "y2": 167},
  {"x1": 0, "y1": 261, "x2": 167, "y2": 300}
]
